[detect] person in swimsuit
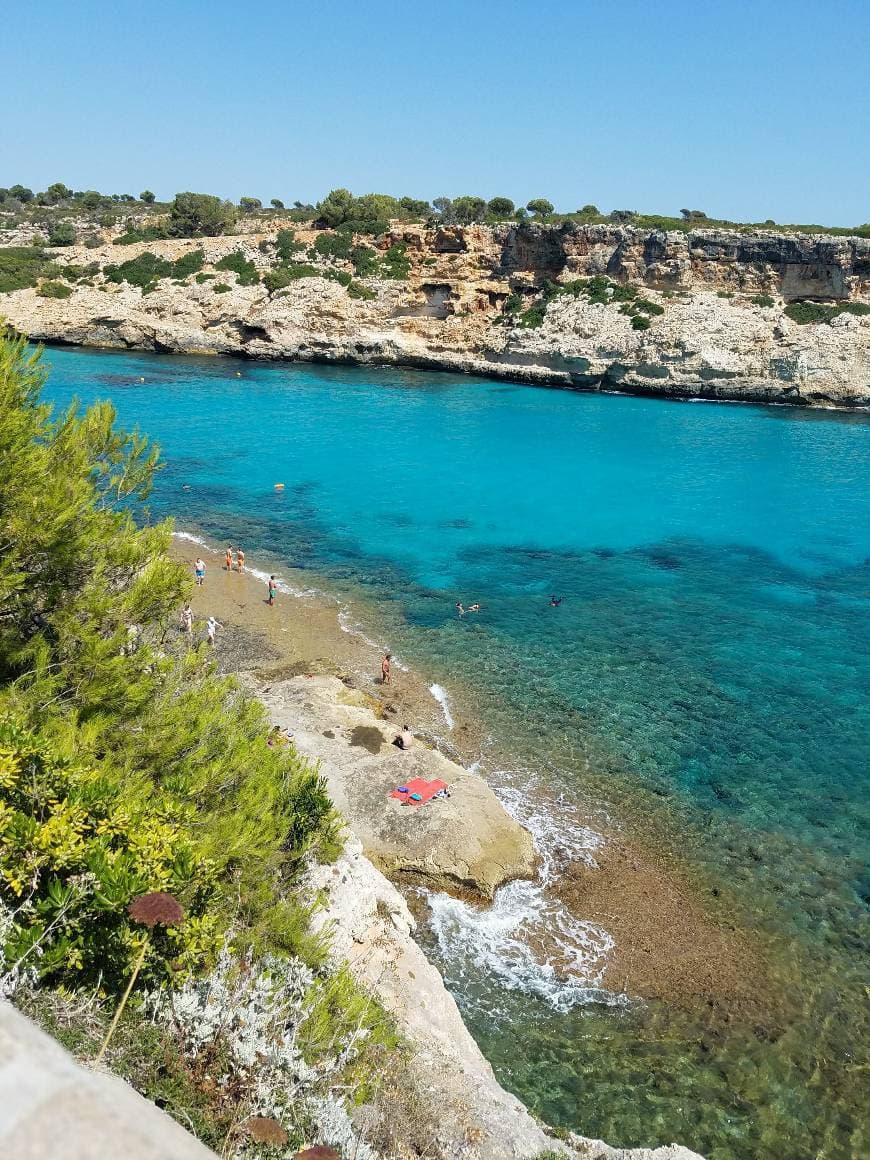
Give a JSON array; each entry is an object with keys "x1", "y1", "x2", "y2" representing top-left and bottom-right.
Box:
[
  {"x1": 455, "y1": 601, "x2": 465, "y2": 616},
  {"x1": 225, "y1": 546, "x2": 233, "y2": 571},
  {"x1": 267, "y1": 575, "x2": 277, "y2": 606},
  {"x1": 397, "y1": 724, "x2": 413, "y2": 750},
  {"x1": 206, "y1": 615, "x2": 222, "y2": 645},
  {"x1": 237, "y1": 547, "x2": 245, "y2": 574},
  {"x1": 467, "y1": 602, "x2": 481, "y2": 613},
  {"x1": 381, "y1": 653, "x2": 392, "y2": 685},
  {"x1": 180, "y1": 602, "x2": 193, "y2": 636},
  {"x1": 549, "y1": 595, "x2": 563, "y2": 606},
  {"x1": 194, "y1": 558, "x2": 206, "y2": 586}
]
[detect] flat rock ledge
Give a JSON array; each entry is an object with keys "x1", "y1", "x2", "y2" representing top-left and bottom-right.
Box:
[{"x1": 259, "y1": 675, "x2": 537, "y2": 898}]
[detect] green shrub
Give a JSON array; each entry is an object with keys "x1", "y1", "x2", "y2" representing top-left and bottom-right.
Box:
[
  {"x1": 312, "y1": 230, "x2": 353, "y2": 261},
  {"x1": 0, "y1": 719, "x2": 222, "y2": 989},
  {"x1": 103, "y1": 250, "x2": 203, "y2": 290},
  {"x1": 37, "y1": 280, "x2": 73, "y2": 299},
  {"x1": 195, "y1": 272, "x2": 214, "y2": 283},
  {"x1": 631, "y1": 314, "x2": 651, "y2": 330},
  {"x1": 518, "y1": 303, "x2": 547, "y2": 328},
  {"x1": 351, "y1": 245, "x2": 379, "y2": 277},
  {"x1": 275, "y1": 228, "x2": 305, "y2": 260},
  {"x1": 785, "y1": 300, "x2": 870, "y2": 324},
  {"x1": 347, "y1": 281, "x2": 376, "y2": 300},
  {"x1": 214, "y1": 250, "x2": 259, "y2": 285},
  {"x1": 47, "y1": 222, "x2": 76, "y2": 247},
  {"x1": 212, "y1": 282, "x2": 232, "y2": 293},
  {"x1": 634, "y1": 298, "x2": 665, "y2": 316},
  {"x1": 113, "y1": 225, "x2": 169, "y2": 246},
  {"x1": 263, "y1": 263, "x2": 321, "y2": 292},
  {"x1": 381, "y1": 243, "x2": 410, "y2": 280},
  {"x1": 0, "y1": 247, "x2": 59, "y2": 293},
  {"x1": 168, "y1": 192, "x2": 236, "y2": 238},
  {"x1": 752, "y1": 293, "x2": 775, "y2": 307}
]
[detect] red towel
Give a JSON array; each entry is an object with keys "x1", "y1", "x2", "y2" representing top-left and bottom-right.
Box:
[{"x1": 390, "y1": 777, "x2": 448, "y2": 807}]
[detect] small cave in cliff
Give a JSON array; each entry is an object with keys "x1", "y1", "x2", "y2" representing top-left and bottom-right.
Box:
[{"x1": 394, "y1": 284, "x2": 453, "y2": 320}]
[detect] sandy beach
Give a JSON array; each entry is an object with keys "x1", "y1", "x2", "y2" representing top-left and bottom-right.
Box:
[{"x1": 172, "y1": 532, "x2": 779, "y2": 1026}]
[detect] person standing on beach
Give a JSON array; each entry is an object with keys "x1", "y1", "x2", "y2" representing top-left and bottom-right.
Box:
[
  {"x1": 194, "y1": 557, "x2": 206, "y2": 586},
  {"x1": 267, "y1": 575, "x2": 277, "y2": 606},
  {"x1": 180, "y1": 602, "x2": 193, "y2": 636},
  {"x1": 206, "y1": 615, "x2": 223, "y2": 645},
  {"x1": 225, "y1": 546, "x2": 233, "y2": 571},
  {"x1": 237, "y1": 547, "x2": 245, "y2": 574},
  {"x1": 381, "y1": 653, "x2": 392, "y2": 685}
]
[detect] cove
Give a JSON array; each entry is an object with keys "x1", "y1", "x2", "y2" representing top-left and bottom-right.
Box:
[{"x1": 40, "y1": 346, "x2": 870, "y2": 1160}]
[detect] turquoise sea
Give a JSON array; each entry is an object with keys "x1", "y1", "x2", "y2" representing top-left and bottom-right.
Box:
[{"x1": 41, "y1": 347, "x2": 869, "y2": 1159}]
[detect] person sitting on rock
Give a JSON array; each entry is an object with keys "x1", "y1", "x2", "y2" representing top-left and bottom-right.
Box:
[{"x1": 395, "y1": 725, "x2": 414, "y2": 751}]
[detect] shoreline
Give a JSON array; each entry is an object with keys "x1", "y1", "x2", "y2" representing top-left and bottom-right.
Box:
[
  {"x1": 172, "y1": 530, "x2": 780, "y2": 1025},
  {"x1": 33, "y1": 336, "x2": 870, "y2": 411}
]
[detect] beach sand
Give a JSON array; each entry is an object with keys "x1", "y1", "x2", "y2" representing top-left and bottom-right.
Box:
[{"x1": 173, "y1": 535, "x2": 781, "y2": 1024}]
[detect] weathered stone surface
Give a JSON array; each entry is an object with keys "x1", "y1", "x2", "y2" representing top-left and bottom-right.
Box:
[
  {"x1": 2, "y1": 222, "x2": 868, "y2": 406},
  {"x1": 0, "y1": 1001, "x2": 216, "y2": 1159},
  {"x1": 259, "y1": 675, "x2": 537, "y2": 897}
]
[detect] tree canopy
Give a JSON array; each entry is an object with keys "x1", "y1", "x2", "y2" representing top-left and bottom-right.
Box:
[{"x1": 168, "y1": 192, "x2": 237, "y2": 237}]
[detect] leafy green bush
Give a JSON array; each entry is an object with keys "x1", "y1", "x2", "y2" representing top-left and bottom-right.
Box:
[
  {"x1": 168, "y1": 192, "x2": 236, "y2": 238},
  {"x1": 47, "y1": 221, "x2": 76, "y2": 247},
  {"x1": 275, "y1": 228, "x2": 304, "y2": 260},
  {"x1": 263, "y1": 263, "x2": 321, "y2": 292},
  {"x1": 0, "y1": 719, "x2": 222, "y2": 989},
  {"x1": 381, "y1": 243, "x2": 410, "y2": 279},
  {"x1": 37, "y1": 280, "x2": 73, "y2": 299},
  {"x1": 752, "y1": 293, "x2": 775, "y2": 307},
  {"x1": 0, "y1": 333, "x2": 342, "y2": 992},
  {"x1": 212, "y1": 282, "x2": 232, "y2": 293},
  {"x1": 785, "y1": 300, "x2": 870, "y2": 324},
  {"x1": 347, "y1": 281, "x2": 376, "y2": 300},
  {"x1": 631, "y1": 314, "x2": 651, "y2": 330},
  {"x1": 351, "y1": 245, "x2": 379, "y2": 276},
  {"x1": 103, "y1": 250, "x2": 204, "y2": 291},
  {"x1": 113, "y1": 225, "x2": 169, "y2": 245},
  {"x1": 311, "y1": 230, "x2": 353, "y2": 261},
  {"x1": 195, "y1": 272, "x2": 214, "y2": 283},
  {"x1": 0, "y1": 247, "x2": 59, "y2": 293},
  {"x1": 214, "y1": 250, "x2": 259, "y2": 285}
]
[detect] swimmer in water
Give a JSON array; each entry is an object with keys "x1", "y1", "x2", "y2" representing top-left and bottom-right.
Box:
[
  {"x1": 455, "y1": 601, "x2": 465, "y2": 616},
  {"x1": 467, "y1": 602, "x2": 481, "y2": 613},
  {"x1": 549, "y1": 595, "x2": 563, "y2": 606}
]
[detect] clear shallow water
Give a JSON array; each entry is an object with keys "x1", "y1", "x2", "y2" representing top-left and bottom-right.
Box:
[{"x1": 41, "y1": 347, "x2": 870, "y2": 1158}]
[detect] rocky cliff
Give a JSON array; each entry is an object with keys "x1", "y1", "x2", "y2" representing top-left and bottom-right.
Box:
[{"x1": 3, "y1": 221, "x2": 869, "y2": 406}]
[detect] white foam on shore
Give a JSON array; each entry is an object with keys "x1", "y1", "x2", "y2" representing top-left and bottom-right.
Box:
[
  {"x1": 429, "y1": 683, "x2": 454, "y2": 729},
  {"x1": 425, "y1": 765, "x2": 626, "y2": 1014}
]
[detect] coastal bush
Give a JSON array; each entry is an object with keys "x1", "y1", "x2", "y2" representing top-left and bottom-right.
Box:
[
  {"x1": 527, "y1": 198, "x2": 554, "y2": 218},
  {"x1": 195, "y1": 272, "x2": 214, "y2": 283},
  {"x1": 139, "y1": 190, "x2": 156, "y2": 204},
  {"x1": 103, "y1": 250, "x2": 204, "y2": 291},
  {"x1": 47, "y1": 221, "x2": 76, "y2": 247},
  {"x1": 113, "y1": 224, "x2": 169, "y2": 245},
  {"x1": 168, "y1": 192, "x2": 236, "y2": 238},
  {"x1": 0, "y1": 247, "x2": 60, "y2": 293},
  {"x1": 36, "y1": 280, "x2": 72, "y2": 299},
  {"x1": 275, "y1": 228, "x2": 305, "y2": 259},
  {"x1": 784, "y1": 300, "x2": 870, "y2": 325},
  {"x1": 312, "y1": 230, "x2": 354, "y2": 261},
  {"x1": 752, "y1": 293, "x2": 775, "y2": 307},
  {"x1": 263, "y1": 263, "x2": 321, "y2": 292},
  {"x1": 487, "y1": 196, "x2": 515, "y2": 218},
  {"x1": 381, "y1": 243, "x2": 410, "y2": 280},
  {"x1": 351, "y1": 245, "x2": 379, "y2": 277},
  {"x1": 212, "y1": 282, "x2": 232, "y2": 293},
  {"x1": 214, "y1": 250, "x2": 259, "y2": 285},
  {"x1": 239, "y1": 196, "x2": 262, "y2": 213},
  {"x1": 631, "y1": 314, "x2": 651, "y2": 330},
  {"x1": 0, "y1": 333, "x2": 342, "y2": 983},
  {"x1": 347, "y1": 281, "x2": 376, "y2": 300}
]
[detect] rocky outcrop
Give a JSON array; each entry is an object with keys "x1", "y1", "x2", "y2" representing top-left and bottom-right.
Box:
[
  {"x1": 258, "y1": 675, "x2": 537, "y2": 898},
  {"x1": 308, "y1": 836, "x2": 704, "y2": 1160},
  {"x1": 2, "y1": 222, "x2": 868, "y2": 406}
]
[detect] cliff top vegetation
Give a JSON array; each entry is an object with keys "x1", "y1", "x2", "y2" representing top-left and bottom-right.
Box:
[{"x1": 1, "y1": 182, "x2": 868, "y2": 241}]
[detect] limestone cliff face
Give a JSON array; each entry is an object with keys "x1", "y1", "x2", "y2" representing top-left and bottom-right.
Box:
[{"x1": 2, "y1": 221, "x2": 868, "y2": 406}]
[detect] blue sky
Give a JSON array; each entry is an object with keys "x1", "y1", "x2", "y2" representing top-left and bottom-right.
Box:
[{"x1": 7, "y1": 0, "x2": 868, "y2": 225}]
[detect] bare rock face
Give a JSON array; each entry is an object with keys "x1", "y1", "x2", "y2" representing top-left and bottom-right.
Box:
[
  {"x1": 259, "y1": 675, "x2": 537, "y2": 898},
  {"x1": 2, "y1": 222, "x2": 868, "y2": 406}
]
